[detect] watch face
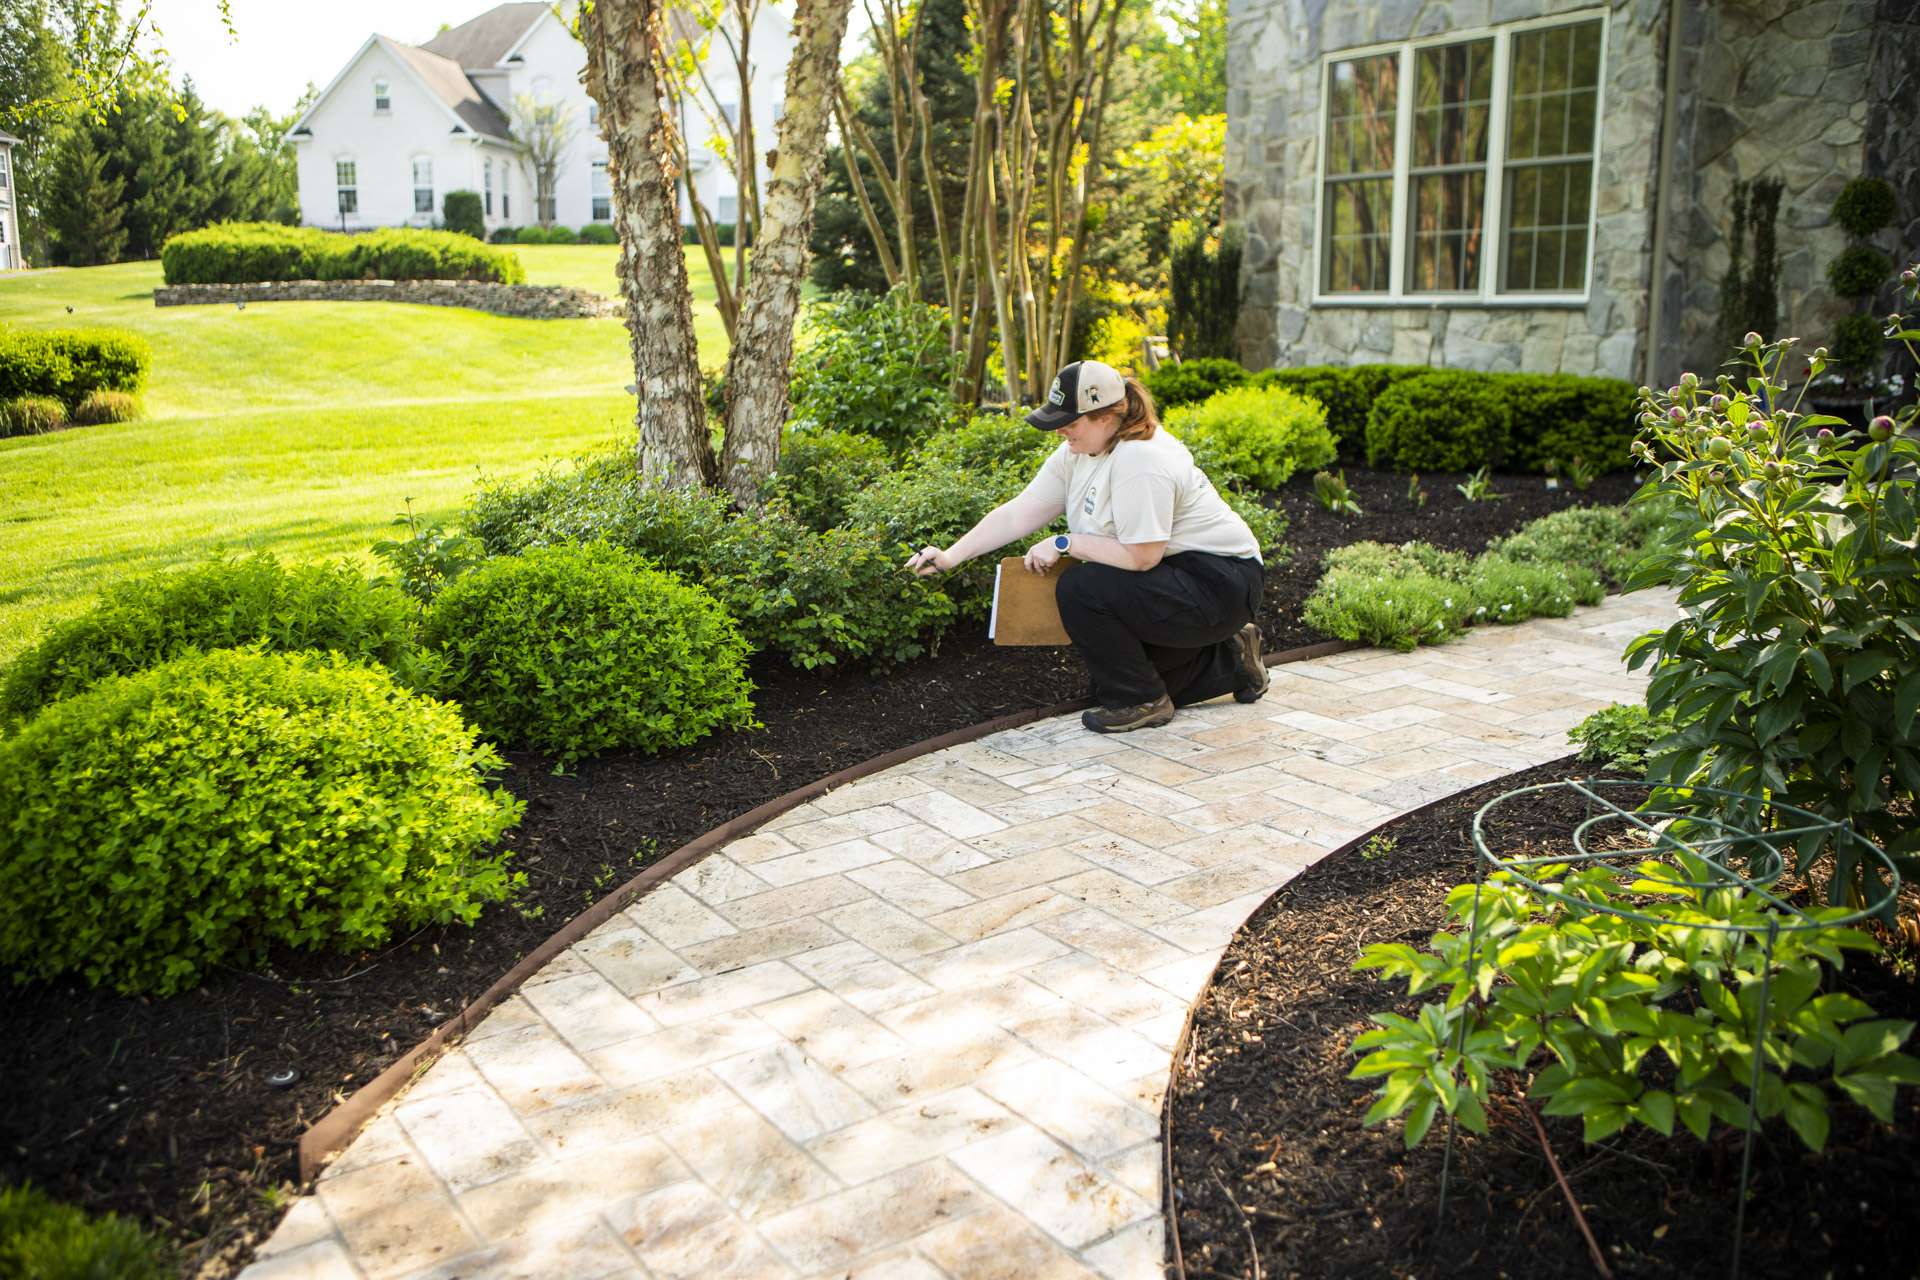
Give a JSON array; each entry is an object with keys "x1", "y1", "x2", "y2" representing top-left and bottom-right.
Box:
[{"x1": 1055, "y1": 535, "x2": 1070, "y2": 551}]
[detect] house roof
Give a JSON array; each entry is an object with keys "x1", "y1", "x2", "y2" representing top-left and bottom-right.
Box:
[
  {"x1": 0, "y1": 129, "x2": 21, "y2": 145},
  {"x1": 420, "y1": 2, "x2": 550, "y2": 68},
  {"x1": 390, "y1": 39, "x2": 515, "y2": 139}
]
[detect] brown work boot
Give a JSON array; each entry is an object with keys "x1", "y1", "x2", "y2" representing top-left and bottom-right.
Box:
[
  {"x1": 1232, "y1": 623, "x2": 1270, "y2": 704},
  {"x1": 1081, "y1": 694, "x2": 1176, "y2": 734}
]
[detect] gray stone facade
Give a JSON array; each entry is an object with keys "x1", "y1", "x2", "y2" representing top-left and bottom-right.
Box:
[
  {"x1": 1227, "y1": 0, "x2": 1917, "y2": 386},
  {"x1": 152, "y1": 280, "x2": 618, "y2": 319}
]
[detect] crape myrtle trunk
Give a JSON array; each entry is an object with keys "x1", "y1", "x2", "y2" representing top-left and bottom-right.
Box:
[
  {"x1": 718, "y1": 0, "x2": 855, "y2": 505},
  {"x1": 580, "y1": 0, "x2": 717, "y2": 489}
]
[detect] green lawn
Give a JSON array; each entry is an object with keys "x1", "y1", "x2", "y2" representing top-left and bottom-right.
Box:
[{"x1": 0, "y1": 245, "x2": 735, "y2": 667}]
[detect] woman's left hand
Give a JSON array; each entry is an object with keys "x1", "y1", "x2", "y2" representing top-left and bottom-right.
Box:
[{"x1": 1022, "y1": 537, "x2": 1063, "y2": 574}]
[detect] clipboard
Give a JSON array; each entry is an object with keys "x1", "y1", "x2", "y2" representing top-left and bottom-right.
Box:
[{"x1": 988, "y1": 556, "x2": 1074, "y2": 646}]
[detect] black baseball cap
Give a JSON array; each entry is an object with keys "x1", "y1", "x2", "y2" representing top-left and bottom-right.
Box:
[{"x1": 1025, "y1": 360, "x2": 1127, "y2": 430}]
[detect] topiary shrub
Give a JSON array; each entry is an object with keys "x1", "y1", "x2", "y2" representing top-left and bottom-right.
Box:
[
  {"x1": 577, "y1": 223, "x2": 618, "y2": 245},
  {"x1": 425, "y1": 543, "x2": 756, "y2": 761},
  {"x1": 1165, "y1": 385, "x2": 1337, "y2": 489},
  {"x1": 1168, "y1": 223, "x2": 1244, "y2": 360},
  {"x1": 0, "y1": 554, "x2": 438, "y2": 729},
  {"x1": 764, "y1": 426, "x2": 893, "y2": 530},
  {"x1": 1142, "y1": 356, "x2": 1248, "y2": 408},
  {"x1": 0, "y1": 1183, "x2": 177, "y2": 1278},
  {"x1": 0, "y1": 648, "x2": 524, "y2": 995},
  {"x1": 788, "y1": 288, "x2": 959, "y2": 451},
  {"x1": 69, "y1": 389, "x2": 141, "y2": 426},
  {"x1": 1365, "y1": 370, "x2": 1513, "y2": 471},
  {"x1": 1, "y1": 395, "x2": 67, "y2": 437},
  {"x1": 442, "y1": 189, "x2": 485, "y2": 240}
]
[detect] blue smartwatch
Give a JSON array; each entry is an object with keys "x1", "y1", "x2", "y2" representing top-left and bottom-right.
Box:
[{"x1": 1053, "y1": 534, "x2": 1071, "y2": 553}]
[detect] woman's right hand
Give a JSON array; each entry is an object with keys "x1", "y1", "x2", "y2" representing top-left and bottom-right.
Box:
[{"x1": 904, "y1": 545, "x2": 956, "y2": 576}]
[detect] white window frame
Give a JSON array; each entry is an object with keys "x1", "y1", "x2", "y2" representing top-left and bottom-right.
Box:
[
  {"x1": 335, "y1": 157, "x2": 359, "y2": 215},
  {"x1": 411, "y1": 156, "x2": 434, "y2": 217},
  {"x1": 484, "y1": 157, "x2": 495, "y2": 216},
  {"x1": 590, "y1": 159, "x2": 610, "y2": 222},
  {"x1": 1309, "y1": 8, "x2": 1608, "y2": 309},
  {"x1": 0, "y1": 151, "x2": 11, "y2": 191},
  {"x1": 373, "y1": 77, "x2": 391, "y2": 113}
]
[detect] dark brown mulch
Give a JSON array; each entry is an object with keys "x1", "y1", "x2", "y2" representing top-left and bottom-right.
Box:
[
  {"x1": 1167, "y1": 758, "x2": 1920, "y2": 1280},
  {"x1": 0, "y1": 464, "x2": 1638, "y2": 1276}
]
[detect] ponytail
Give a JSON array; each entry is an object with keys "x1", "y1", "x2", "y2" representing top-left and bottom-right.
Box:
[{"x1": 1108, "y1": 378, "x2": 1161, "y2": 447}]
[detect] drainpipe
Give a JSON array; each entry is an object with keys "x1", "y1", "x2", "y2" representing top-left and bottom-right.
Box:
[{"x1": 1643, "y1": 0, "x2": 1686, "y2": 386}]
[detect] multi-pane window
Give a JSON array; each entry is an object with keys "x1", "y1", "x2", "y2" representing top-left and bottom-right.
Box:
[
  {"x1": 1321, "y1": 55, "x2": 1397, "y2": 293},
  {"x1": 484, "y1": 158, "x2": 494, "y2": 216},
  {"x1": 336, "y1": 159, "x2": 358, "y2": 214},
  {"x1": 0, "y1": 151, "x2": 11, "y2": 191},
  {"x1": 591, "y1": 160, "x2": 610, "y2": 221},
  {"x1": 412, "y1": 157, "x2": 433, "y2": 215},
  {"x1": 717, "y1": 194, "x2": 738, "y2": 224},
  {"x1": 1317, "y1": 14, "x2": 1605, "y2": 301},
  {"x1": 1503, "y1": 21, "x2": 1602, "y2": 292},
  {"x1": 373, "y1": 78, "x2": 390, "y2": 112},
  {"x1": 501, "y1": 168, "x2": 510, "y2": 220}
]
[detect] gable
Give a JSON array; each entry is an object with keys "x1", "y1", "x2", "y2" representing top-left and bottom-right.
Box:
[{"x1": 421, "y1": 2, "x2": 549, "y2": 68}]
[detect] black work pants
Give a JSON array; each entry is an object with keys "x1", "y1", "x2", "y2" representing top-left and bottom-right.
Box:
[{"x1": 1056, "y1": 551, "x2": 1264, "y2": 709}]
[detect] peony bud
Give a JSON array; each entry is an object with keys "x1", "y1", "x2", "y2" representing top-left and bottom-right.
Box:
[
  {"x1": 1744, "y1": 331, "x2": 1763, "y2": 347},
  {"x1": 1668, "y1": 406, "x2": 1687, "y2": 422},
  {"x1": 1711, "y1": 394, "x2": 1729, "y2": 412},
  {"x1": 1764, "y1": 461, "x2": 1782, "y2": 480},
  {"x1": 1870, "y1": 415, "x2": 1895, "y2": 441},
  {"x1": 1707, "y1": 436, "x2": 1732, "y2": 460},
  {"x1": 1680, "y1": 371, "x2": 1699, "y2": 389},
  {"x1": 1906, "y1": 269, "x2": 1918, "y2": 286}
]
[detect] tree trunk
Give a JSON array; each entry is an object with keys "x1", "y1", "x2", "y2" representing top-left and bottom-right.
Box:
[
  {"x1": 718, "y1": 0, "x2": 855, "y2": 506},
  {"x1": 581, "y1": 0, "x2": 716, "y2": 489}
]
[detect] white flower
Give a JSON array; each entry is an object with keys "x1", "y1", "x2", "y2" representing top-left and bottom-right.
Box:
[{"x1": 1500, "y1": 604, "x2": 1511, "y2": 612}]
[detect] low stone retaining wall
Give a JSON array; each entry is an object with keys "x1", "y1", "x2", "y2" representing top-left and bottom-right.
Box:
[{"x1": 153, "y1": 279, "x2": 618, "y2": 319}]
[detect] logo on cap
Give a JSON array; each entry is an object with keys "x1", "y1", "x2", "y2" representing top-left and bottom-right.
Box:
[{"x1": 1048, "y1": 379, "x2": 1066, "y2": 407}]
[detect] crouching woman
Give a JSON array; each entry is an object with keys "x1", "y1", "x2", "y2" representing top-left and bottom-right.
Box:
[{"x1": 904, "y1": 359, "x2": 1270, "y2": 733}]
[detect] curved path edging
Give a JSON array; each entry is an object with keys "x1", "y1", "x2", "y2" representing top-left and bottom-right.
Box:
[
  {"x1": 243, "y1": 598, "x2": 1673, "y2": 1280},
  {"x1": 297, "y1": 638, "x2": 1362, "y2": 1181}
]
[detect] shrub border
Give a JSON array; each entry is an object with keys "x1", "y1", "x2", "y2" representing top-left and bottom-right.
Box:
[
  {"x1": 294, "y1": 636, "x2": 1359, "y2": 1182},
  {"x1": 153, "y1": 280, "x2": 616, "y2": 320}
]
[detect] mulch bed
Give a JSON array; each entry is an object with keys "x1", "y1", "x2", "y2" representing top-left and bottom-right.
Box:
[
  {"x1": 1166, "y1": 758, "x2": 1919, "y2": 1280},
  {"x1": 0, "y1": 464, "x2": 1637, "y2": 1276}
]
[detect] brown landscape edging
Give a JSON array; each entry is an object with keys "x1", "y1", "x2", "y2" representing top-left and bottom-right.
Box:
[{"x1": 296, "y1": 637, "x2": 1362, "y2": 1182}]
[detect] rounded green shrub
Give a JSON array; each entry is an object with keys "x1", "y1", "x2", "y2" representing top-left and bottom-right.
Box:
[
  {"x1": 425, "y1": 543, "x2": 755, "y2": 761},
  {"x1": 0, "y1": 1183, "x2": 176, "y2": 1278},
  {"x1": 69, "y1": 389, "x2": 141, "y2": 426},
  {"x1": 918, "y1": 413, "x2": 1057, "y2": 477},
  {"x1": 1250, "y1": 366, "x2": 1361, "y2": 447},
  {"x1": 788, "y1": 289, "x2": 960, "y2": 451},
  {"x1": 462, "y1": 452, "x2": 733, "y2": 571},
  {"x1": 1498, "y1": 373, "x2": 1639, "y2": 474},
  {"x1": 0, "y1": 325, "x2": 151, "y2": 406},
  {"x1": 442, "y1": 190, "x2": 485, "y2": 239},
  {"x1": 1142, "y1": 357, "x2": 1248, "y2": 408},
  {"x1": 1831, "y1": 176, "x2": 1896, "y2": 240},
  {"x1": 764, "y1": 426, "x2": 893, "y2": 530},
  {"x1": 1, "y1": 395, "x2": 66, "y2": 437},
  {"x1": 489, "y1": 226, "x2": 520, "y2": 244},
  {"x1": 0, "y1": 648, "x2": 524, "y2": 995},
  {"x1": 0, "y1": 554, "x2": 438, "y2": 729},
  {"x1": 1365, "y1": 370, "x2": 1513, "y2": 471},
  {"x1": 1831, "y1": 312, "x2": 1884, "y2": 372},
  {"x1": 577, "y1": 223, "x2": 619, "y2": 245},
  {"x1": 1827, "y1": 245, "x2": 1893, "y2": 299},
  {"x1": 1166, "y1": 385, "x2": 1337, "y2": 489}
]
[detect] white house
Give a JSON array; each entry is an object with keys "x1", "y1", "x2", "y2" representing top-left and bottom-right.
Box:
[
  {"x1": 0, "y1": 129, "x2": 21, "y2": 270},
  {"x1": 291, "y1": 1, "x2": 792, "y2": 236}
]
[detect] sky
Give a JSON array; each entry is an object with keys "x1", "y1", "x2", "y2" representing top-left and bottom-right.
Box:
[{"x1": 136, "y1": 0, "x2": 874, "y2": 122}]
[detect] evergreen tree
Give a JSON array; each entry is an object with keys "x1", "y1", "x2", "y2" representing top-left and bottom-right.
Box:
[{"x1": 44, "y1": 127, "x2": 126, "y2": 266}]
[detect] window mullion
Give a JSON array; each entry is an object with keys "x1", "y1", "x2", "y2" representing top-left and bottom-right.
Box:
[
  {"x1": 1388, "y1": 43, "x2": 1414, "y2": 301},
  {"x1": 1484, "y1": 28, "x2": 1510, "y2": 300}
]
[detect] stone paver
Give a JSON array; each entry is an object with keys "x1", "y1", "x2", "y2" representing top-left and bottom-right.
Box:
[{"x1": 244, "y1": 590, "x2": 1675, "y2": 1279}]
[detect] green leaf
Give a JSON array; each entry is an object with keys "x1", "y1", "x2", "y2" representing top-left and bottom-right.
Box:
[
  {"x1": 1783, "y1": 1092, "x2": 1830, "y2": 1151},
  {"x1": 1897, "y1": 668, "x2": 1920, "y2": 737},
  {"x1": 1404, "y1": 1093, "x2": 1440, "y2": 1147},
  {"x1": 1634, "y1": 1090, "x2": 1676, "y2": 1136}
]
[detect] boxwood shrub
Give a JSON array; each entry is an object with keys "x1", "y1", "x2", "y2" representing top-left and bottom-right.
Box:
[
  {"x1": 1142, "y1": 357, "x2": 1249, "y2": 408},
  {"x1": 0, "y1": 1183, "x2": 176, "y2": 1278},
  {"x1": 160, "y1": 222, "x2": 525, "y2": 285},
  {"x1": 577, "y1": 223, "x2": 619, "y2": 245},
  {"x1": 0, "y1": 325, "x2": 151, "y2": 409},
  {"x1": 0, "y1": 648, "x2": 524, "y2": 996},
  {"x1": 1365, "y1": 369, "x2": 1515, "y2": 471},
  {"x1": 0, "y1": 554, "x2": 438, "y2": 730},
  {"x1": 1498, "y1": 373, "x2": 1639, "y2": 474},
  {"x1": 1165, "y1": 385, "x2": 1337, "y2": 489},
  {"x1": 425, "y1": 543, "x2": 756, "y2": 761}
]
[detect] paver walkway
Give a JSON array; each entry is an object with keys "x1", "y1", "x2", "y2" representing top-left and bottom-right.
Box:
[{"x1": 244, "y1": 589, "x2": 1678, "y2": 1280}]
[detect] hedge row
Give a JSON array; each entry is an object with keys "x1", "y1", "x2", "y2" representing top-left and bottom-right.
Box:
[
  {"x1": 161, "y1": 222, "x2": 525, "y2": 285},
  {"x1": 0, "y1": 326, "x2": 150, "y2": 410},
  {"x1": 489, "y1": 224, "x2": 620, "y2": 245},
  {"x1": 1143, "y1": 358, "x2": 1638, "y2": 475}
]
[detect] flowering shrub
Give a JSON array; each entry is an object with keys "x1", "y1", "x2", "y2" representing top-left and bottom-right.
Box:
[
  {"x1": 1352, "y1": 855, "x2": 1920, "y2": 1152},
  {"x1": 1625, "y1": 267, "x2": 1920, "y2": 898}
]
